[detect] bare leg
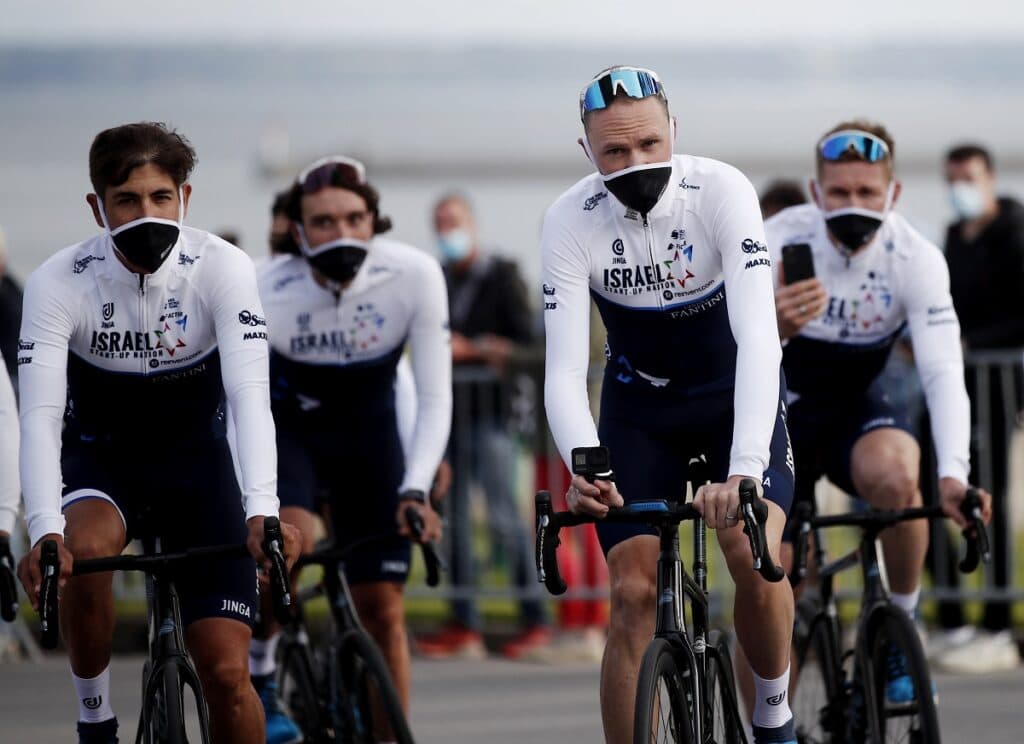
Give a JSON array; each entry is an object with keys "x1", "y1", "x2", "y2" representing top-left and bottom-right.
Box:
[{"x1": 188, "y1": 618, "x2": 263, "y2": 744}]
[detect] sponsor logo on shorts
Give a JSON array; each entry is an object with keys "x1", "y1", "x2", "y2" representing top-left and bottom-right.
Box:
[
  {"x1": 381, "y1": 560, "x2": 409, "y2": 574},
  {"x1": 220, "y1": 599, "x2": 252, "y2": 618}
]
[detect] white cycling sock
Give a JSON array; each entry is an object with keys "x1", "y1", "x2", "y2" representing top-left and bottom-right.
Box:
[
  {"x1": 890, "y1": 588, "x2": 920, "y2": 620},
  {"x1": 752, "y1": 666, "x2": 792, "y2": 730},
  {"x1": 72, "y1": 665, "x2": 115, "y2": 723},
  {"x1": 249, "y1": 633, "x2": 280, "y2": 677}
]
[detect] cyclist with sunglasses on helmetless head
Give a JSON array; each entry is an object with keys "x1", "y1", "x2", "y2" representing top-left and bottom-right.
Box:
[
  {"x1": 541, "y1": 66, "x2": 798, "y2": 744},
  {"x1": 14, "y1": 122, "x2": 301, "y2": 744},
  {"x1": 764, "y1": 121, "x2": 993, "y2": 704},
  {"x1": 250, "y1": 156, "x2": 451, "y2": 743}
]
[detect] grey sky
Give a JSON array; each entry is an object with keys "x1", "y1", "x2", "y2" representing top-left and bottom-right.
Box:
[{"x1": 4, "y1": 0, "x2": 1024, "y2": 44}]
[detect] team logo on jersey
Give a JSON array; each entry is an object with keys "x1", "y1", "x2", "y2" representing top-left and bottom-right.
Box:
[
  {"x1": 741, "y1": 238, "x2": 768, "y2": 254},
  {"x1": 72, "y1": 254, "x2": 105, "y2": 274},
  {"x1": 583, "y1": 191, "x2": 608, "y2": 211},
  {"x1": 177, "y1": 252, "x2": 196, "y2": 266},
  {"x1": 612, "y1": 238, "x2": 625, "y2": 256},
  {"x1": 297, "y1": 312, "x2": 311, "y2": 332},
  {"x1": 154, "y1": 321, "x2": 187, "y2": 356},
  {"x1": 238, "y1": 309, "x2": 266, "y2": 327},
  {"x1": 823, "y1": 269, "x2": 892, "y2": 336},
  {"x1": 102, "y1": 302, "x2": 114, "y2": 321},
  {"x1": 351, "y1": 303, "x2": 385, "y2": 350}
]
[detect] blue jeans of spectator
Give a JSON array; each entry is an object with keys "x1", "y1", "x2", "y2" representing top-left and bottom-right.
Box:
[{"x1": 447, "y1": 417, "x2": 546, "y2": 631}]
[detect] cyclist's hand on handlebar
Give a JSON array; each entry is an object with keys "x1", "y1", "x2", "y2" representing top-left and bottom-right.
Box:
[
  {"x1": 566, "y1": 474, "x2": 623, "y2": 517},
  {"x1": 17, "y1": 534, "x2": 73, "y2": 611},
  {"x1": 938, "y1": 477, "x2": 992, "y2": 528},
  {"x1": 397, "y1": 499, "x2": 442, "y2": 543},
  {"x1": 246, "y1": 517, "x2": 302, "y2": 571},
  {"x1": 694, "y1": 474, "x2": 754, "y2": 530}
]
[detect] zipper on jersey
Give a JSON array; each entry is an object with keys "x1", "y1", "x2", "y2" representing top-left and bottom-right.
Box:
[
  {"x1": 138, "y1": 273, "x2": 148, "y2": 375},
  {"x1": 642, "y1": 215, "x2": 661, "y2": 310}
]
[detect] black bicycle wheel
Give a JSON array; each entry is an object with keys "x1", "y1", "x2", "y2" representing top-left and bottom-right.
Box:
[
  {"x1": 335, "y1": 630, "x2": 414, "y2": 744},
  {"x1": 791, "y1": 594, "x2": 845, "y2": 744},
  {"x1": 706, "y1": 632, "x2": 745, "y2": 744},
  {"x1": 142, "y1": 662, "x2": 189, "y2": 744},
  {"x1": 634, "y1": 637, "x2": 695, "y2": 744},
  {"x1": 278, "y1": 639, "x2": 327, "y2": 742},
  {"x1": 863, "y1": 605, "x2": 939, "y2": 744}
]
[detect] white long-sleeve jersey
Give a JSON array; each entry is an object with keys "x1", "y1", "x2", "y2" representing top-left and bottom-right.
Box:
[
  {"x1": 18, "y1": 227, "x2": 279, "y2": 546},
  {"x1": 542, "y1": 154, "x2": 783, "y2": 479},
  {"x1": 257, "y1": 239, "x2": 452, "y2": 494},
  {"x1": 766, "y1": 204, "x2": 971, "y2": 483}
]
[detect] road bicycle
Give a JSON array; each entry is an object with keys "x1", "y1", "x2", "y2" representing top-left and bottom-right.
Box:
[
  {"x1": 275, "y1": 505, "x2": 441, "y2": 744},
  {"x1": 536, "y1": 452, "x2": 785, "y2": 744},
  {"x1": 788, "y1": 491, "x2": 989, "y2": 744},
  {"x1": 38, "y1": 518, "x2": 291, "y2": 744}
]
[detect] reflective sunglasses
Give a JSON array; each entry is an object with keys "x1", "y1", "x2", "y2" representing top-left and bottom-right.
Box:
[
  {"x1": 296, "y1": 155, "x2": 367, "y2": 193},
  {"x1": 818, "y1": 130, "x2": 890, "y2": 163},
  {"x1": 579, "y1": 67, "x2": 666, "y2": 119}
]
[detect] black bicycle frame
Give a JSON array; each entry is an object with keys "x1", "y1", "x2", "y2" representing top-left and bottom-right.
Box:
[
  {"x1": 137, "y1": 567, "x2": 212, "y2": 744},
  {"x1": 653, "y1": 515, "x2": 714, "y2": 744}
]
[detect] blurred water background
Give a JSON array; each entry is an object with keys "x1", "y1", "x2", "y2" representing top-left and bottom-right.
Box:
[{"x1": 1, "y1": 42, "x2": 1023, "y2": 289}]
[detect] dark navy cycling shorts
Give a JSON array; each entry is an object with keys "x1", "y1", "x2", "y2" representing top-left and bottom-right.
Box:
[
  {"x1": 276, "y1": 422, "x2": 410, "y2": 586},
  {"x1": 782, "y1": 377, "x2": 915, "y2": 542},
  {"x1": 596, "y1": 375, "x2": 795, "y2": 556},
  {"x1": 61, "y1": 434, "x2": 257, "y2": 628}
]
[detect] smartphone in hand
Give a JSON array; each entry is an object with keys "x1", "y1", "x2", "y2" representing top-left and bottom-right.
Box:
[{"x1": 781, "y1": 243, "x2": 815, "y2": 284}]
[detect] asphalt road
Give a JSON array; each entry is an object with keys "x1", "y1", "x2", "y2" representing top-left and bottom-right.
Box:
[{"x1": 2, "y1": 655, "x2": 1022, "y2": 742}]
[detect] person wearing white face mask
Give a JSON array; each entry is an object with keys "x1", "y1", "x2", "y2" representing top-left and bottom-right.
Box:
[
  {"x1": 763, "y1": 121, "x2": 994, "y2": 715},
  {"x1": 542, "y1": 65, "x2": 798, "y2": 744},
  {"x1": 934, "y1": 143, "x2": 1024, "y2": 672}
]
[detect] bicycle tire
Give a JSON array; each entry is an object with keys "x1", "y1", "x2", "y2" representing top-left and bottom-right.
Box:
[
  {"x1": 634, "y1": 637, "x2": 695, "y2": 744},
  {"x1": 336, "y1": 630, "x2": 414, "y2": 744},
  {"x1": 862, "y1": 604, "x2": 939, "y2": 744},
  {"x1": 278, "y1": 639, "x2": 327, "y2": 742},
  {"x1": 791, "y1": 594, "x2": 845, "y2": 744},
  {"x1": 142, "y1": 661, "x2": 190, "y2": 744},
  {"x1": 706, "y1": 632, "x2": 745, "y2": 744}
]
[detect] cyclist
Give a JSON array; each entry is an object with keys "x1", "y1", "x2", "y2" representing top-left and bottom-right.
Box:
[
  {"x1": 250, "y1": 155, "x2": 451, "y2": 740},
  {"x1": 767, "y1": 121, "x2": 994, "y2": 701},
  {"x1": 542, "y1": 66, "x2": 797, "y2": 744},
  {"x1": 15, "y1": 122, "x2": 299, "y2": 744}
]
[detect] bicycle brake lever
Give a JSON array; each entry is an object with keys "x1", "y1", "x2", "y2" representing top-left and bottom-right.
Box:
[
  {"x1": 0, "y1": 536, "x2": 18, "y2": 622},
  {"x1": 403, "y1": 506, "x2": 443, "y2": 587},
  {"x1": 958, "y1": 489, "x2": 990, "y2": 573},
  {"x1": 261, "y1": 517, "x2": 293, "y2": 625},
  {"x1": 738, "y1": 479, "x2": 785, "y2": 583},
  {"x1": 535, "y1": 491, "x2": 567, "y2": 595},
  {"x1": 39, "y1": 540, "x2": 60, "y2": 649}
]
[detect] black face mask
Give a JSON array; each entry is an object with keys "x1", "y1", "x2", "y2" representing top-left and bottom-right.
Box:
[
  {"x1": 110, "y1": 219, "x2": 180, "y2": 273},
  {"x1": 824, "y1": 211, "x2": 883, "y2": 252},
  {"x1": 304, "y1": 238, "x2": 369, "y2": 284},
  {"x1": 603, "y1": 162, "x2": 673, "y2": 215}
]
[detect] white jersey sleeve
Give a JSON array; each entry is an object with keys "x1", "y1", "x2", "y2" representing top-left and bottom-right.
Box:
[
  {"x1": 904, "y1": 246, "x2": 971, "y2": 482},
  {"x1": 710, "y1": 167, "x2": 783, "y2": 478},
  {"x1": 394, "y1": 355, "x2": 417, "y2": 457},
  {"x1": 399, "y1": 257, "x2": 452, "y2": 494},
  {"x1": 18, "y1": 264, "x2": 74, "y2": 545},
  {"x1": 0, "y1": 351, "x2": 19, "y2": 535},
  {"x1": 541, "y1": 205, "x2": 599, "y2": 469},
  {"x1": 203, "y1": 249, "x2": 279, "y2": 520}
]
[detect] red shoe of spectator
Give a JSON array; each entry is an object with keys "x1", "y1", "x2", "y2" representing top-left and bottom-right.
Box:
[
  {"x1": 413, "y1": 623, "x2": 487, "y2": 660},
  {"x1": 501, "y1": 625, "x2": 554, "y2": 660}
]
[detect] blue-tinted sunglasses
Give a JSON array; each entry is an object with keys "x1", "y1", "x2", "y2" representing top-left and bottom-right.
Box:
[
  {"x1": 818, "y1": 130, "x2": 890, "y2": 163},
  {"x1": 579, "y1": 67, "x2": 666, "y2": 119}
]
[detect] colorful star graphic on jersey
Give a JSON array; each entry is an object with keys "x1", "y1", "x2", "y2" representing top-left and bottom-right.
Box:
[{"x1": 154, "y1": 322, "x2": 187, "y2": 356}]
